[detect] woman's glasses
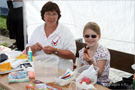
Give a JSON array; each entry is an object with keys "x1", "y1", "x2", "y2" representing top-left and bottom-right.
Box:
[
  {"x1": 84, "y1": 35, "x2": 98, "y2": 38},
  {"x1": 45, "y1": 13, "x2": 58, "y2": 17}
]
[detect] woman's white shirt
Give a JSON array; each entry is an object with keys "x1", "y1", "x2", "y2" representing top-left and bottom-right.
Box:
[{"x1": 26, "y1": 23, "x2": 76, "y2": 71}]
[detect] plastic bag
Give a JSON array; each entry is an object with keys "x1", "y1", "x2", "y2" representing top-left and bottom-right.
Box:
[
  {"x1": 69, "y1": 81, "x2": 97, "y2": 90},
  {"x1": 54, "y1": 68, "x2": 76, "y2": 86},
  {"x1": 76, "y1": 64, "x2": 98, "y2": 85},
  {"x1": 70, "y1": 64, "x2": 99, "y2": 90}
]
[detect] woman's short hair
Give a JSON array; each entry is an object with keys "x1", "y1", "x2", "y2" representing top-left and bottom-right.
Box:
[
  {"x1": 83, "y1": 22, "x2": 101, "y2": 35},
  {"x1": 40, "y1": 1, "x2": 61, "y2": 21}
]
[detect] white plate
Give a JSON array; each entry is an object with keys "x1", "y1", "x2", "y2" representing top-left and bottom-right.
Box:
[{"x1": 6, "y1": 51, "x2": 22, "y2": 58}]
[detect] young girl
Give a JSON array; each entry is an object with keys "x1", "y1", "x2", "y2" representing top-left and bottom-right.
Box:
[{"x1": 79, "y1": 22, "x2": 110, "y2": 87}]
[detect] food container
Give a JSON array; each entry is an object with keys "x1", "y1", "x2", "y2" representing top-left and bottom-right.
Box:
[{"x1": 33, "y1": 54, "x2": 59, "y2": 83}]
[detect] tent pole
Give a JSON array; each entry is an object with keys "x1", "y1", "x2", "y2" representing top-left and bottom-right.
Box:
[{"x1": 22, "y1": 0, "x2": 27, "y2": 49}]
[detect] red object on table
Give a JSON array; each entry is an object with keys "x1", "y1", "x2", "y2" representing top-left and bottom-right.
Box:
[
  {"x1": 80, "y1": 78, "x2": 92, "y2": 84},
  {"x1": 62, "y1": 74, "x2": 71, "y2": 79}
]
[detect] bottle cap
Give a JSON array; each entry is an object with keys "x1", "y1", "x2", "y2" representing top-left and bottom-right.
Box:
[{"x1": 28, "y1": 47, "x2": 32, "y2": 52}]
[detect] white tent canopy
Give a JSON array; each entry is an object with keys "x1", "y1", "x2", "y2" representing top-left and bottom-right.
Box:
[{"x1": 23, "y1": 0, "x2": 134, "y2": 55}]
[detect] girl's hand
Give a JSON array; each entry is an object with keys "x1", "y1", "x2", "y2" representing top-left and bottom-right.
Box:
[
  {"x1": 83, "y1": 53, "x2": 94, "y2": 65},
  {"x1": 33, "y1": 42, "x2": 43, "y2": 51},
  {"x1": 43, "y1": 46, "x2": 55, "y2": 54}
]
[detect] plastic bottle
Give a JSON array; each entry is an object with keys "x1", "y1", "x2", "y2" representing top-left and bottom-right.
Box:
[{"x1": 28, "y1": 47, "x2": 32, "y2": 62}]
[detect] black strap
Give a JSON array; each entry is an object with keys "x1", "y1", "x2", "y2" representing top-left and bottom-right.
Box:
[{"x1": 7, "y1": 1, "x2": 13, "y2": 10}]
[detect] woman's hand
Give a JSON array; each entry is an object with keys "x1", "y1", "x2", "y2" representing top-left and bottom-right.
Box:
[
  {"x1": 32, "y1": 42, "x2": 43, "y2": 51},
  {"x1": 43, "y1": 46, "x2": 75, "y2": 59},
  {"x1": 26, "y1": 42, "x2": 43, "y2": 55},
  {"x1": 43, "y1": 46, "x2": 55, "y2": 54},
  {"x1": 83, "y1": 53, "x2": 94, "y2": 65}
]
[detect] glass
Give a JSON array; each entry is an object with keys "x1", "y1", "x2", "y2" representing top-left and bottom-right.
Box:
[{"x1": 45, "y1": 13, "x2": 58, "y2": 17}]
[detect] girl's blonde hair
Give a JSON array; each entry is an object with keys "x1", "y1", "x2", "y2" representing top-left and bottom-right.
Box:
[{"x1": 83, "y1": 22, "x2": 101, "y2": 35}]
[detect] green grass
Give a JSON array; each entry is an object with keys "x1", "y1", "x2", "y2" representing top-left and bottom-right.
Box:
[
  {"x1": 0, "y1": 15, "x2": 7, "y2": 30},
  {"x1": 0, "y1": 15, "x2": 8, "y2": 47},
  {"x1": 0, "y1": 43, "x2": 8, "y2": 47}
]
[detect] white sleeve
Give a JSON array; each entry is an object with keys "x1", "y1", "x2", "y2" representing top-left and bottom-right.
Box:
[
  {"x1": 25, "y1": 28, "x2": 37, "y2": 49},
  {"x1": 63, "y1": 29, "x2": 76, "y2": 55}
]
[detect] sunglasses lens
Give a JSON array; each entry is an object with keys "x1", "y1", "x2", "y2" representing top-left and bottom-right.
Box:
[
  {"x1": 85, "y1": 35, "x2": 90, "y2": 38},
  {"x1": 91, "y1": 35, "x2": 97, "y2": 38}
]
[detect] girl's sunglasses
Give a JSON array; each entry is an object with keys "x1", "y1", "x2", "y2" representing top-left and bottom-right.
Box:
[{"x1": 85, "y1": 35, "x2": 98, "y2": 38}]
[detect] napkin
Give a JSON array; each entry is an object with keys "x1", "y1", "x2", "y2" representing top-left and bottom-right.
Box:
[
  {"x1": 11, "y1": 59, "x2": 28, "y2": 68},
  {"x1": 0, "y1": 62, "x2": 12, "y2": 71},
  {"x1": 16, "y1": 54, "x2": 28, "y2": 59},
  {"x1": 16, "y1": 54, "x2": 34, "y2": 60}
]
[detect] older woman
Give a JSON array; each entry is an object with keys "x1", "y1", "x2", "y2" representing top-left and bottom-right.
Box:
[{"x1": 25, "y1": 1, "x2": 76, "y2": 71}]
